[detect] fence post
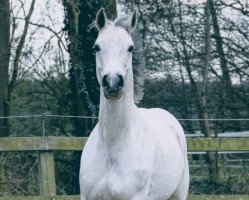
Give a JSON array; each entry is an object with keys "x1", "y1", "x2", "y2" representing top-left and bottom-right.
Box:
[{"x1": 38, "y1": 151, "x2": 56, "y2": 196}]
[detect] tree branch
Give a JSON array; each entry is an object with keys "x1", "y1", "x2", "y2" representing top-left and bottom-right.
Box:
[{"x1": 8, "y1": 0, "x2": 36, "y2": 97}]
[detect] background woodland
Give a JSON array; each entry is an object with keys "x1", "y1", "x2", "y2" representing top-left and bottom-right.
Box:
[{"x1": 0, "y1": 0, "x2": 249, "y2": 196}]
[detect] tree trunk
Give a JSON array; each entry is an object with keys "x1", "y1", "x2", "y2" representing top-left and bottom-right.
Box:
[
  {"x1": 0, "y1": 0, "x2": 10, "y2": 195},
  {"x1": 63, "y1": 0, "x2": 89, "y2": 135},
  {"x1": 0, "y1": 0, "x2": 10, "y2": 137},
  {"x1": 63, "y1": 0, "x2": 117, "y2": 136},
  {"x1": 202, "y1": 0, "x2": 218, "y2": 184},
  {"x1": 177, "y1": 0, "x2": 218, "y2": 183},
  {"x1": 209, "y1": 0, "x2": 232, "y2": 90},
  {"x1": 209, "y1": 0, "x2": 239, "y2": 130},
  {"x1": 0, "y1": 0, "x2": 35, "y2": 137},
  {"x1": 8, "y1": 0, "x2": 36, "y2": 106}
]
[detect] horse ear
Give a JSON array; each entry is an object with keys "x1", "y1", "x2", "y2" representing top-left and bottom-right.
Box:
[
  {"x1": 96, "y1": 8, "x2": 107, "y2": 31},
  {"x1": 129, "y1": 9, "x2": 137, "y2": 31}
]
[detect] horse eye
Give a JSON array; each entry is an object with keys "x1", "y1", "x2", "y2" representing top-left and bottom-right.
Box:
[
  {"x1": 93, "y1": 44, "x2": 100, "y2": 52},
  {"x1": 128, "y1": 45, "x2": 134, "y2": 53}
]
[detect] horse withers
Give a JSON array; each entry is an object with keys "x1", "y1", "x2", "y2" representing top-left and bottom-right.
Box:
[{"x1": 79, "y1": 8, "x2": 189, "y2": 200}]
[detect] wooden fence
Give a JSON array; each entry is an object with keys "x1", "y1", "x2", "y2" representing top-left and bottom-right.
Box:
[{"x1": 0, "y1": 136, "x2": 249, "y2": 200}]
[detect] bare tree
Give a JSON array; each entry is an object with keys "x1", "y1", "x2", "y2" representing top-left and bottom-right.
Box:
[
  {"x1": 201, "y1": 0, "x2": 218, "y2": 183},
  {"x1": 0, "y1": 0, "x2": 36, "y2": 136},
  {"x1": 0, "y1": 0, "x2": 35, "y2": 194}
]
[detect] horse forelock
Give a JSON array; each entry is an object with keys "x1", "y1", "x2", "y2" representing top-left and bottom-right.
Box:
[{"x1": 114, "y1": 16, "x2": 131, "y2": 32}]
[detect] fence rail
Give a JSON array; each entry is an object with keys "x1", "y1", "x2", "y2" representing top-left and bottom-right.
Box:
[
  {"x1": 0, "y1": 137, "x2": 249, "y2": 152},
  {"x1": 0, "y1": 136, "x2": 249, "y2": 200}
]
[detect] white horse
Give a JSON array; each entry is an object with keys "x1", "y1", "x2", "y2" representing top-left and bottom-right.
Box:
[{"x1": 80, "y1": 8, "x2": 189, "y2": 200}]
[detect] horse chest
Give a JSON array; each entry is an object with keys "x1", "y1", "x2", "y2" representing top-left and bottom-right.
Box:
[{"x1": 88, "y1": 154, "x2": 151, "y2": 200}]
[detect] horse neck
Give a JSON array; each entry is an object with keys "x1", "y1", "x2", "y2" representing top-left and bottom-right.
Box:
[{"x1": 98, "y1": 75, "x2": 136, "y2": 148}]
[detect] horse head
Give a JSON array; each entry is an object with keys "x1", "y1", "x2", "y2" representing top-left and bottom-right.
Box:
[{"x1": 94, "y1": 8, "x2": 137, "y2": 100}]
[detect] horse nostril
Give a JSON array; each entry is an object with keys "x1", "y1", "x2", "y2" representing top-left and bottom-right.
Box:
[
  {"x1": 102, "y1": 74, "x2": 109, "y2": 88},
  {"x1": 118, "y1": 75, "x2": 124, "y2": 88}
]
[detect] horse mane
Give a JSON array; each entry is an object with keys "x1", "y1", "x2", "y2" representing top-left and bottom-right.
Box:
[{"x1": 114, "y1": 16, "x2": 145, "y2": 104}]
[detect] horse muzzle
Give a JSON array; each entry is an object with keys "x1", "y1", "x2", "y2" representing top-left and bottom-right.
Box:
[{"x1": 102, "y1": 73, "x2": 124, "y2": 100}]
